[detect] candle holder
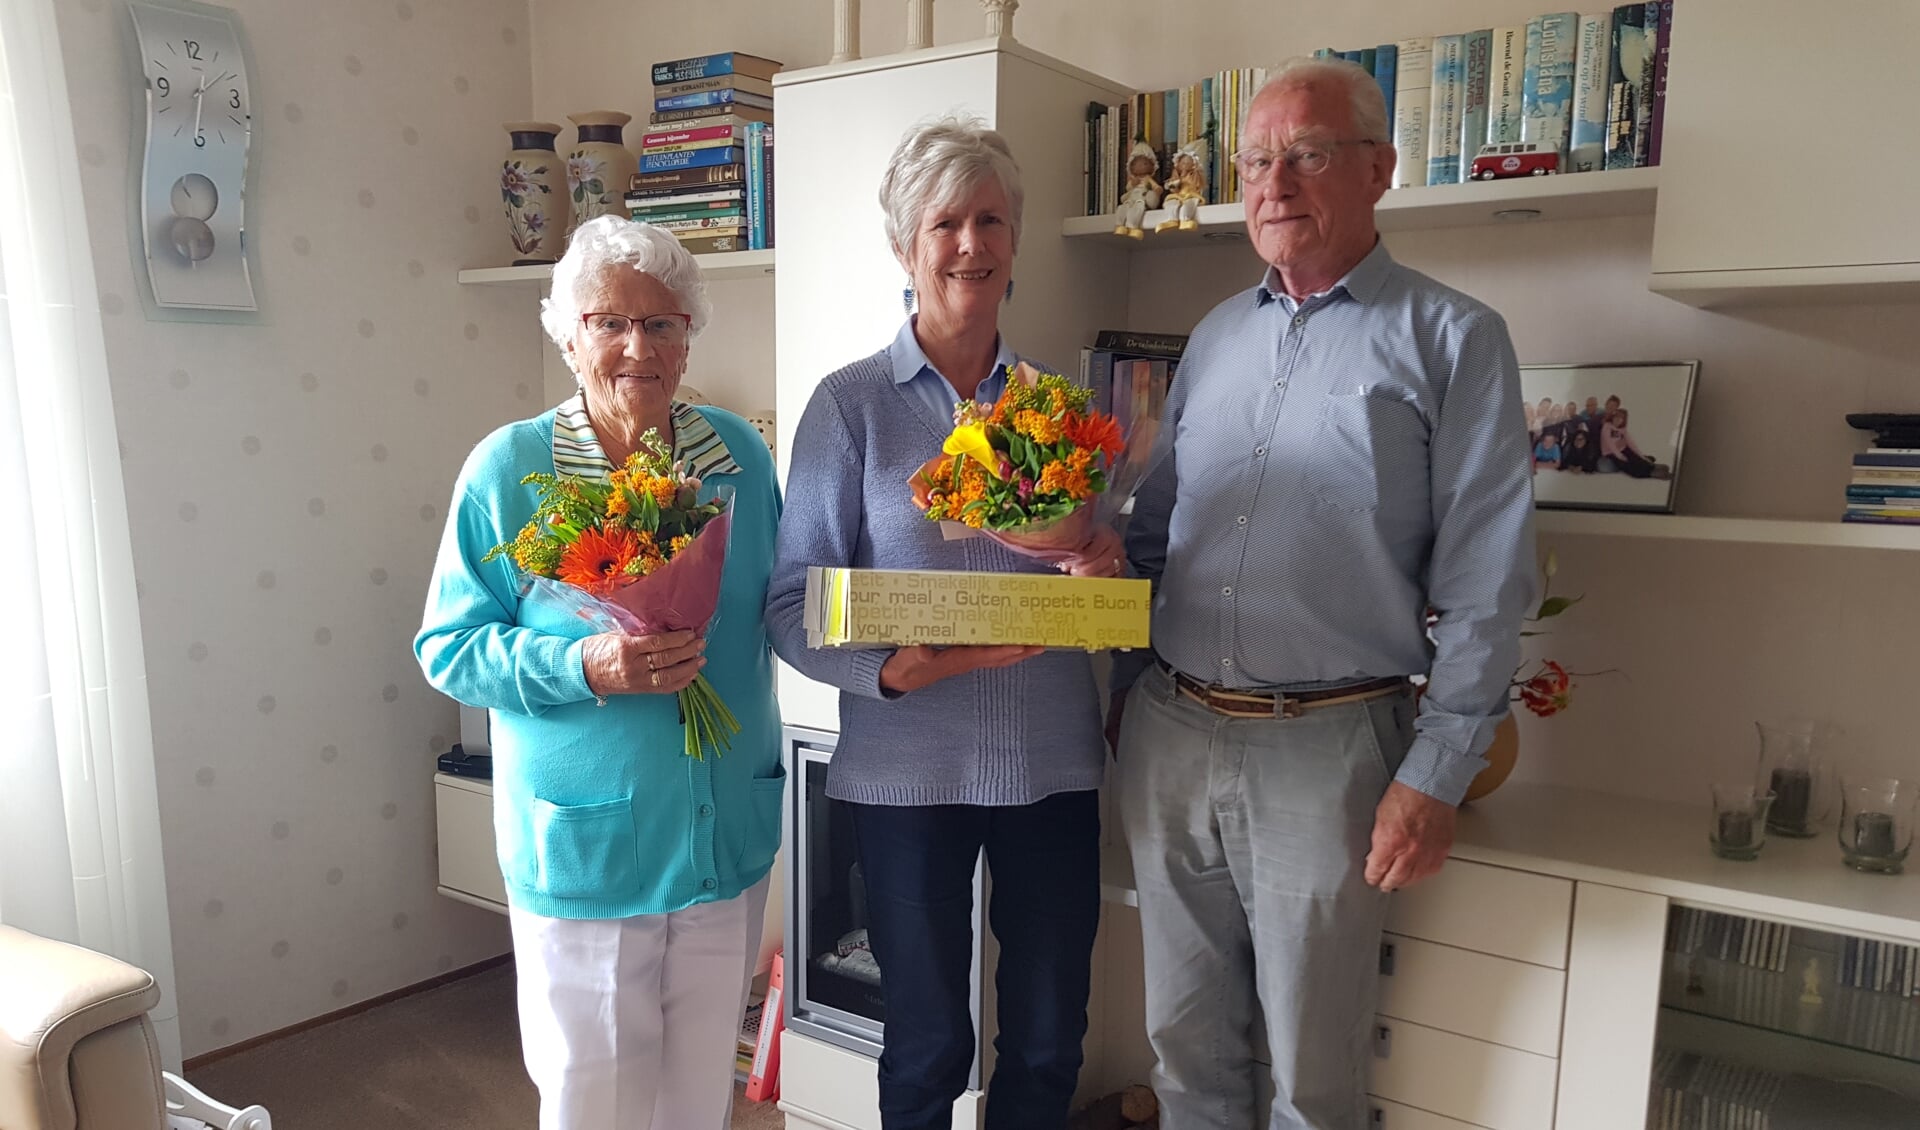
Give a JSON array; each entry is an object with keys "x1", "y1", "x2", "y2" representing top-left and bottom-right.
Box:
[
  {"x1": 1753, "y1": 720, "x2": 1832, "y2": 837},
  {"x1": 1837, "y1": 775, "x2": 1918, "y2": 874},
  {"x1": 1709, "y1": 783, "x2": 1773, "y2": 862}
]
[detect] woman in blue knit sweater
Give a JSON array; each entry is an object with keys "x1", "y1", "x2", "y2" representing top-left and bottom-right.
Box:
[
  {"x1": 417, "y1": 217, "x2": 782, "y2": 1130},
  {"x1": 765, "y1": 118, "x2": 1120, "y2": 1130}
]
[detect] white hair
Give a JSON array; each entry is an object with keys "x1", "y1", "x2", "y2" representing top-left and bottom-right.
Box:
[
  {"x1": 539, "y1": 215, "x2": 713, "y2": 348},
  {"x1": 1242, "y1": 57, "x2": 1391, "y2": 145},
  {"x1": 879, "y1": 115, "x2": 1025, "y2": 261}
]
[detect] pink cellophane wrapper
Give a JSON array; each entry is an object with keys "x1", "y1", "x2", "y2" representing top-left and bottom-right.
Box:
[{"x1": 515, "y1": 495, "x2": 732, "y2": 639}]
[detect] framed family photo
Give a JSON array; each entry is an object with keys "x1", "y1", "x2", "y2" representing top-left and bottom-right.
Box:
[{"x1": 1521, "y1": 361, "x2": 1700, "y2": 513}]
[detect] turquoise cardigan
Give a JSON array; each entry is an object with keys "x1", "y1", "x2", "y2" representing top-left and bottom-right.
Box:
[{"x1": 416, "y1": 404, "x2": 783, "y2": 919}]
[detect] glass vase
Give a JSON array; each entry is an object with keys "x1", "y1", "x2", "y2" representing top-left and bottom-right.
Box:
[{"x1": 1754, "y1": 720, "x2": 1832, "y2": 838}]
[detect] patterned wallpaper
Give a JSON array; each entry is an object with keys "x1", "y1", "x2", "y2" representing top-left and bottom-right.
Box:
[{"x1": 52, "y1": 0, "x2": 535, "y2": 1057}]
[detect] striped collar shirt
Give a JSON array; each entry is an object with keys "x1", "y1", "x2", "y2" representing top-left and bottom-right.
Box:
[
  {"x1": 1121, "y1": 240, "x2": 1538, "y2": 804},
  {"x1": 551, "y1": 391, "x2": 742, "y2": 482}
]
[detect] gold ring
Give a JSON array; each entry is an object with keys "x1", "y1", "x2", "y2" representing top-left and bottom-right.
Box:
[{"x1": 650, "y1": 671, "x2": 660, "y2": 688}]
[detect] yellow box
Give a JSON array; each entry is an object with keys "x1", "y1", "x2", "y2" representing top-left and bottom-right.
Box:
[{"x1": 804, "y1": 567, "x2": 1151, "y2": 651}]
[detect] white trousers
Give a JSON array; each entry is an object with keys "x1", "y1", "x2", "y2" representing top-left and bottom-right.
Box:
[{"x1": 509, "y1": 877, "x2": 770, "y2": 1130}]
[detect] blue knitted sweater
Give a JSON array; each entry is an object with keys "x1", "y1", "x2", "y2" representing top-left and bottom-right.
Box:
[{"x1": 764, "y1": 347, "x2": 1106, "y2": 807}]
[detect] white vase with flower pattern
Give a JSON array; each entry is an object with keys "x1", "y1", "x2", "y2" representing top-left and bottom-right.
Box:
[
  {"x1": 501, "y1": 121, "x2": 569, "y2": 264},
  {"x1": 566, "y1": 111, "x2": 638, "y2": 234}
]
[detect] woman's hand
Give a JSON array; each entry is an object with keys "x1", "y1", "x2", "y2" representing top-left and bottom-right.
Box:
[
  {"x1": 581, "y1": 630, "x2": 706, "y2": 697},
  {"x1": 879, "y1": 644, "x2": 1043, "y2": 695},
  {"x1": 1056, "y1": 524, "x2": 1126, "y2": 578}
]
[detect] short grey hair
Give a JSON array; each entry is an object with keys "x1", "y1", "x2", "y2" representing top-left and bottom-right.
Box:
[
  {"x1": 1242, "y1": 57, "x2": 1391, "y2": 145},
  {"x1": 539, "y1": 215, "x2": 713, "y2": 348},
  {"x1": 879, "y1": 115, "x2": 1025, "y2": 260}
]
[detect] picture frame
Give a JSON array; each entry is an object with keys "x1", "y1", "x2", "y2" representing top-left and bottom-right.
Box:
[{"x1": 1520, "y1": 361, "x2": 1699, "y2": 513}]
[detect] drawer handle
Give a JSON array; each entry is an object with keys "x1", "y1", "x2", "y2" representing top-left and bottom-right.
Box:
[
  {"x1": 1379, "y1": 941, "x2": 1396, "y2": 976},
  {"x1": 1373, "y1": 1024, "x2": 1392, "y2": 1059},
  {"x1": 1370, "y1": 1105, "x2": 1385, "y2": 1127}
]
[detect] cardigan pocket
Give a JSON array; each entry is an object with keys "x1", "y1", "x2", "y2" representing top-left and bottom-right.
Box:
[
  {"x1": 522, "y1": 796, "x2": 640, "y2": 900},
  {"x1": 737, "y1": 767, "x2": 788, "y2": 879}
]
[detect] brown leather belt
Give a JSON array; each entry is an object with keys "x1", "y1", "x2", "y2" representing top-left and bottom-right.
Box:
[{"x1": 1159, "y1": 661, "x2": 1409, "y2": 720}]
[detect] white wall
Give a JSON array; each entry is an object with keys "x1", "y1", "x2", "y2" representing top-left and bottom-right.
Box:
[{"x1": 53, "y1": 0, "x2": 527, "y2": 1057}]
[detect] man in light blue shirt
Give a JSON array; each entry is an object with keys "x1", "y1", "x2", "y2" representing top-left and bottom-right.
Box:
[{"x1": 1110, "y1": 58, "x2": 1536, "y2": 1130}]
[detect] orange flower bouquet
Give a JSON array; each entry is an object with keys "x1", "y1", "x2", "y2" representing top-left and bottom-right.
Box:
[
  {"x1": 910, "y1": 362, "x2": 1134, "y2": 563},
  {"x1": 483, "y1": 429, "x2": 739, "y2": 759}
]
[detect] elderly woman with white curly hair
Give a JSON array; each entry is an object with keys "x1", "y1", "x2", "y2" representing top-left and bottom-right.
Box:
[
  {"x1": 416, "y1": 215, "x2": 782, "y2": 1130},
  {"x1": 766, "y1": 117, "x2": 1119, "y2": 1130}
]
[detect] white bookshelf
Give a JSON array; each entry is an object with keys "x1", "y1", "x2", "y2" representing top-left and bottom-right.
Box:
[
  {"x1": 457, "y1": 248, "x2": 777, "y2": 286},
  {"x1": 1534, "y1": 510, "x2": 1920, "y2": 552},
  {"x1": 1061, "y1": 166, "x2": 1659, "y2": 244}
]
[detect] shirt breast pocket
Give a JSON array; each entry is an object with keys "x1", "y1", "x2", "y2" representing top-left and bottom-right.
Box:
[{"x1": 1305, "y1": 392, "x2": 1428, "y2": 513}]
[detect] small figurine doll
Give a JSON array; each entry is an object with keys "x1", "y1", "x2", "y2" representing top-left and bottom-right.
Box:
[
  {"x1": 1156, "y1": 137, "x2": 1209, "y2": 233},
  {"x1": 1113, "y1": 141, "x2": 1162, "y2": 239}
]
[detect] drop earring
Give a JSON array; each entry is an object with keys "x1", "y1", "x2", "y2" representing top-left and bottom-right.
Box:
[
  {"x1": 902, "y1": 282, "x2": 916, "y2": 314},
  {"x1": 1004, "y1": 278, "x2": 1015, "y2": 302}
]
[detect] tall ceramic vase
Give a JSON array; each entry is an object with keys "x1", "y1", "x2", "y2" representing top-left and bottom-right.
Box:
[
  {"x1": 566, "y1": 111, "x2": 638, "y2": 234},
  {"x1": 501, "y1": 121, "x2": 569, "y2": 265}
]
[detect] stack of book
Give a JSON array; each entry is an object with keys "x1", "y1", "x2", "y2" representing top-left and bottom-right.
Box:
[
  {"x1": 629, "y1": 51, "x2": 779, "y2": 254},
  {"x1": 1078, "y1": 330, "x2": 1187, "y2": 446},
  {"x1": 1082, "y1": 3, "x2": 1677, "y2": 214},
  {"x1": 1845, "y1": 447, "x2": 1920, "y2": 526}
]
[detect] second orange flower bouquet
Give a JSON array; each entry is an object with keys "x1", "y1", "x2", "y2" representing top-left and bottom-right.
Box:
[
  {"x1": 484, "y1": 429, "x2": 739, "y2": 759},
  {"x1": 910, "y1": 362, "x2": 1131, "y2": 561}
]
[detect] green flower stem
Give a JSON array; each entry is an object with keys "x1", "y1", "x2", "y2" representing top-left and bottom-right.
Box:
[{"x1": 676, "y1": 673, "x2": 740, "y2": 761}]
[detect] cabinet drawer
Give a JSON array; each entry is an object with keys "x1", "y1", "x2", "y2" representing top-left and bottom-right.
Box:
[
  {"x1": 1377, "y1": 934, "x2": 1565, "y2": 1057},
  {"x1": 1369, "y1": 1017, "x2": 1557, "y2": 1130},
  {"x1": 434, "y1": 775, "x2": 508, "y2": 909},
  {"x1": 780, "y1": 1031, "x2": 880, "y2": 1130},
  {"x1": 1367, "y1": 1098, "x2": 1491, "y2": 1130},
  {"x1": 1387, "y1": 860, "x2": 1571, "y2": 968}
]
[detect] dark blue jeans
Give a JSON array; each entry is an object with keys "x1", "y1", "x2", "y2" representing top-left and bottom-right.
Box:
[{"x1": 848, "y1": 790, "x2": 1102, "y2": 1130}]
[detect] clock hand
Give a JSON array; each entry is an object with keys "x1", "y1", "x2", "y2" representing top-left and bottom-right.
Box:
[{"x1": 191, "y1": 73, "x2": 208, "y2": 140}]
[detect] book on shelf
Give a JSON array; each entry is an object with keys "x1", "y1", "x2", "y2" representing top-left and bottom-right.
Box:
[
  {"x1": 1606, "y1": 3, "x2": 1651, "y2": 170},
  {"x1": 1488, "y1": 26, "x2": 1526, "y2": 144},
  {"x1": 1646, "y1": 0, "x2": 1675, "y2": 165},
  {"x1": 640, "y1": 146, "x2": 744, "y2": 173},
  {"x1": 1094, "y1": 329, "x2": 1188, "y2": 358},
  {"x1": 1426, "y1": 34, "x2": 1466, "y2": 187},
  {"x1": 630, "y1": 203, "x2": 747, "y2": 225},
  {"x1": 651, "y1": 51, "x2": 782, "y2": 86},
  {"x1": 631, "y1": 164, "x2": 746, "y2": 191},
  {"x1": 1520, "y1": 12, "x2": 1580, "y2": 169},
  {"x1": 654, "y1": 72, "x2": 775, "y2": 100},
  {"x1": 655, "y1": 87, "x2": 774, "y2": 113},
  {"x1": 1372, "y1": 44, "x2": 1398, "y2": 138},
  {"x1": 1391, "y1": 37, "x2": 1432, "y2": 189},
  {"x1": 1569, "y1": 12, "x2": 1614, "y2": 172},
  {"x1": 746, "y1": 121, "x2": 767, "y2": 250},
  {"x1": 678, "y1": 232, "x2": 748, "y2": 255},
  {"x1": 641, "y1": 134, "x2": 742, "y2": 157},
  {"x1": 651, "y1": 102, "x2": 774, "y2": 126},
  {"x1": 652, "y1": 214, "x2": 747, "y2": 234},
  {"x1": 1457, "y1": 30, "x2": 1492, "y2": 183},
  {"x1": 641, "y1": 124, "x2": 751, "y2": 150}
]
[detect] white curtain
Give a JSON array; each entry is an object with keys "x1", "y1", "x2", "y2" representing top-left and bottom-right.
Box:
[{"x1": 0, "y1": 0, "x2": 183, "y2": 1070}]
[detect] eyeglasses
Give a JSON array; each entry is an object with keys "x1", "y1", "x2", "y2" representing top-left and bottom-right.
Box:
[
  {"x1": 580, "y1": 311, "x2": 692, "y2": 349},
  {"x1": 1231, "y1": 139, "x2": 1378, "y2": 184}
]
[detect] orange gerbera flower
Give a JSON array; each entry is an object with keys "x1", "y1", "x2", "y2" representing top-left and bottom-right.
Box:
[
  {"x1": 556, "y1": 526, "x2": 639, "y2": 594},
  {"x1": 1063, "y1": 411, "x2": 1124, "y2": 462}
]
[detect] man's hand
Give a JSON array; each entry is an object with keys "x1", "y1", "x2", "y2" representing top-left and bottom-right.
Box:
[
  {"x1": 878, "y1": 644, "x2": 1043, "y2": 696},
  {"x1": 1365, "y1": 782, "x2": 1456, "y2": 892}
]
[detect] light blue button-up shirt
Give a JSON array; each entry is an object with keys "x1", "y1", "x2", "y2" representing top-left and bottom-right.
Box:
[
  {"x1": 1120, "y1": 241, "x2": 1537, "y2": 804},
  {"x1": 889, "y1": 316, "x2": 1017, "y2": 429}
]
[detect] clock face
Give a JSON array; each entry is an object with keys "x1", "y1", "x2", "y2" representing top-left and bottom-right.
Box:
[{"x1": 130, "y1": 1, "x2": 257, "y2": 311}]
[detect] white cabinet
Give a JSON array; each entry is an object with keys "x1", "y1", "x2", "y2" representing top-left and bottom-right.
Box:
[
  {"x1": 778, "y1": 1029, "x2": 984, "y2": 1130},
  {"x1": 1649, "y1": 0, "x2": 1920, "y2": 305},
  {"x1": 435, "y1": 773, "x2": 509, "y2": 913}
]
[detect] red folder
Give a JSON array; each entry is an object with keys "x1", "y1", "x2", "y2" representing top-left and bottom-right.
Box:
[{"x1": 745, "y1": 949, "x2": 785, "y2": 1102}]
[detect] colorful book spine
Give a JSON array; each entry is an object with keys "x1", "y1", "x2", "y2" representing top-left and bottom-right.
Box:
[
  {"x1": 630, "y1": 164, "x2": 747, "y2": 191},
  {"x1": 655, "y1": 87, "x2": 774, "y2": 112},
  {"x1": 1846, "y1": 485, "x2": 1920, "y2": 499},
  {"x1": 1633, "y1": 1, "x2": 1664, "y2": 165},
  {"x1": 630, "y1": 204, "x2": 746, "y2": 225},
  {"x1": 624, "y1": 187, "x2": 744, "y2": 207},
  {"x1": 640, "y1": 135, "x2": 740, "y2": 156},
  {"x1": 640, "y1": 124, "x2": 748, "y2": 149},
  {"x1": 1647, "y1": 0, "x2": 1675, "y2": 165},
  {"x1": 1521, "y1": 12, "x2": 1580, "y2": 167},
  {"x1": 639, "y1": 146, "x2": 744, "y2": 173},
  {"x1": 1569, "y1": 12, "x2": 1615, "y2": 172},
  {"x1": 1372, "y1": 44, "x2": 1398, "y2": 131},
  {"x1": 651, "y1": 52, "x2": 778, "y2": 85},
  {"x1": 1854, "y1": 453, "x2": 1920, "y2": 467},
  {"x1": 1426, "y1": 35, "x2": 1465, "y2": 187},
  {"x1": 763, "y1": 125, "x2": 776, "y2": 248},
  {"x1": 1488, "y1": 26, "x2": 1527, "y2": 144},
  {"x1": 745, "y1": 120, "x2": 767, "y2": 250},
  {"x1": 654, "y1": 74, "x2": 774, "y2": 99},
  {"x1": 1456, "y1": 31, "x2": 1492, "y2": 182},
  {"x1": 654, "y1": 216, "x2": 747, "y2": 233},
  {"x1": 650, "y1": 102, "x2": 774, "y2": 126},
  {"x1": 1391, "y1": 37, "x2": 1432, "y2": 189},
  {"x1": 1606, "y1": 3, "x2": 1650, "y2": 170},
  {"x1": 677, "y1": 232, "x2": 746, "y2": 255}
]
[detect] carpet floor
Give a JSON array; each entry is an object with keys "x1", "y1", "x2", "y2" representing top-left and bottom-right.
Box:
[{"x1": 186, "y1": 962, "x2": 784, "y2": 1130}]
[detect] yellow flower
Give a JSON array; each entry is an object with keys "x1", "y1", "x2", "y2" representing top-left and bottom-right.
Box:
[
  {"x1": 670, "y1": 534, "x2": 693, "y2": 556},
  {"x1": 1014, "y1": 409, "x2": 1062, "y2": 445},
  {"x1": 943, "y1": 423, "x2": 1002, "y2": 477}
]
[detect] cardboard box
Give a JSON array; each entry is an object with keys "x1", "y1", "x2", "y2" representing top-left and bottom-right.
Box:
[{"x1": 805, "y1": 567, "x2": 1151, "y2": 651}]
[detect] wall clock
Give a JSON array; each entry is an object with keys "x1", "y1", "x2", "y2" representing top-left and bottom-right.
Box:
[{"x1": 128, "y1": 0, "x2": 257, "y2": 311}]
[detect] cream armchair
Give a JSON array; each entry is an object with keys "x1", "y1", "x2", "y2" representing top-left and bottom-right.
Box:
[{"x1": 0, "y1": 925, "x2": 269, "y2": 1130}]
